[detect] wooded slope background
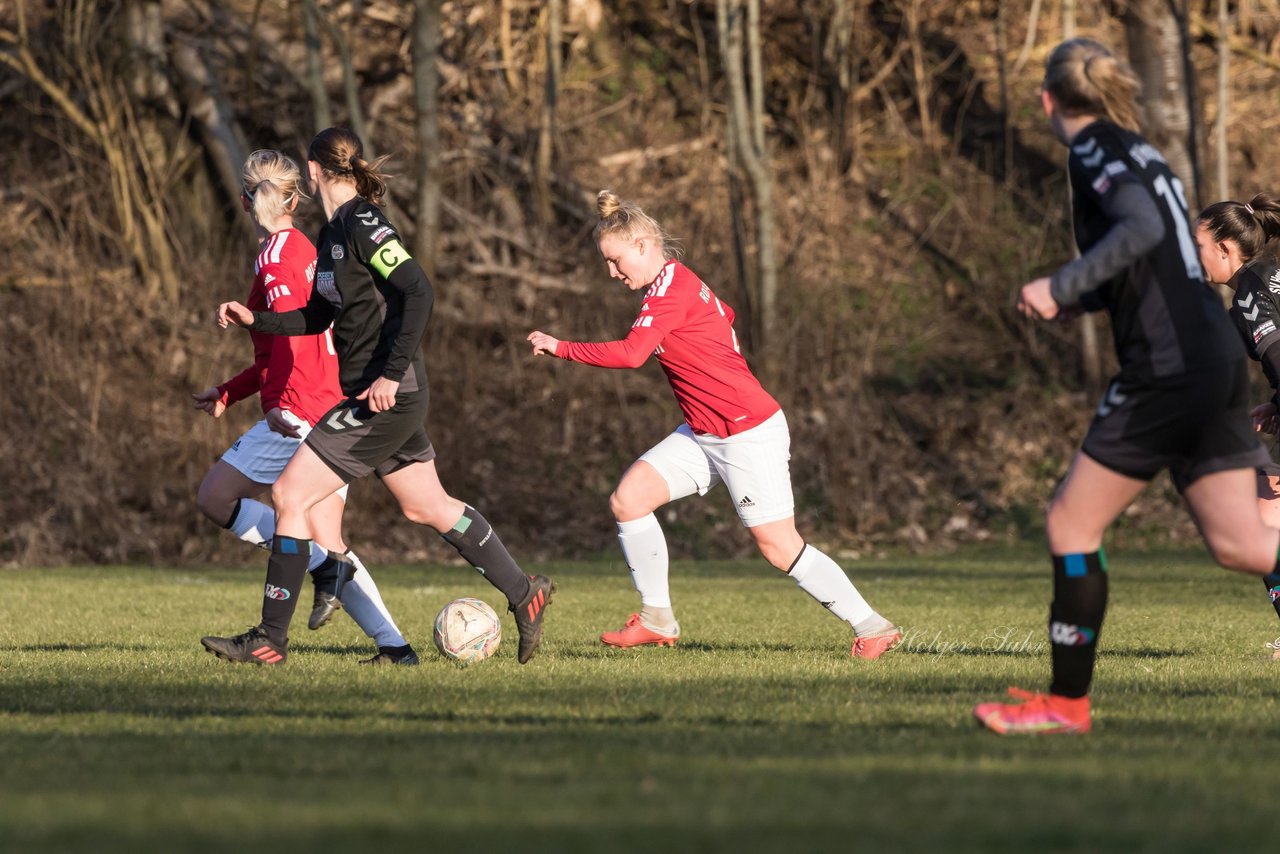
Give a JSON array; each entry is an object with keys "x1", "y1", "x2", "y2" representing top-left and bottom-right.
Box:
[{"x1": 4, "y1": 0, "x2": 1280, "y2": 567}]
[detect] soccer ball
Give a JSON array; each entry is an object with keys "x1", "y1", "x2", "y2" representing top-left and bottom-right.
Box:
[{"x1": 433, "y1": 597, "x2": 502, "y2": 663}]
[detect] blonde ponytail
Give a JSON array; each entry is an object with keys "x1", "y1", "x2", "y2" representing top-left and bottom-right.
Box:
[
  {"x1": 593, "y1": 189, "x2": 681, "y2": 260},
  {"x1": 1044, "y1": 38, "x2": 1144, "y2": 133},
  {"x1": 241, "y1": 149, "x2": 306, "y2": 226}
]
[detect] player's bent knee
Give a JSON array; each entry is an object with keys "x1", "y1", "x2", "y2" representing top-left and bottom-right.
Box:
[
  {"x1": 610, "y1": 484, "x2": 662, "y2": 523},
  {"x1": 196, "y1": 480, "x2": 236, "y2": 525},
  {"x1": 400, "y1": 501, "x2": 453, "y2": 531},
  {"x1": 270, "y1": 481, "x2": 306, "y2": 519},
  {"x1": 1206, "y1": 539, "x2": 1270, "y2": 574}
]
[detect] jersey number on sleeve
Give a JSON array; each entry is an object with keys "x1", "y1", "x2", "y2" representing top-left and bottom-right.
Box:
[{"x1": 1152, "y1": 174, "x2": 1203, "y2": 282}]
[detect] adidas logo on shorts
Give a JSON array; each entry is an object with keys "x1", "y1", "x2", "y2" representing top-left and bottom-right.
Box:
[{"x1": 738, "y1": 495, "x2": 755, "y2": 508}]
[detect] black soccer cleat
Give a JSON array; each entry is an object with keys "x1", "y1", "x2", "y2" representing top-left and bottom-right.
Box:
[
  {"x1": 309, "y1": 590, "x2": 342, "y2": 630},
  {"x1": 510, "y1": 574, "x2": 555, "y2": 664},
  {"x1": 308, "y1": 555, "x2": 356, "y2": 630},
  {"x1": 200, "y1": 626, "x2": 287, "y2": 664},
  {"x1": 358, "y1": 644, "x2": 421, "y2": 666}
]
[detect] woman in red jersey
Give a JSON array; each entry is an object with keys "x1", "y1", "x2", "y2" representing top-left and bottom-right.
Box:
[
  {"x1": 209, "y1": 129, "x2": 553, "y2": 667},
  {"x1": 528, "y1": 190, "x2": 898, "y2": 658},
  {"x1": 194, "y1": 149, "x2": 416, "y2": 665}
]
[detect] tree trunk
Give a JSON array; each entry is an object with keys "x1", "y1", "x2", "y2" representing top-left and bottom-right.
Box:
[
  {"x1": 1064, "y1": 0, "x2": 1102, "y2": 389},
  {"x1": 744, "y1": 0, "x2": 776, "y2": 369},
  {"x1": 535, "y1": 0, "x2": 561, "y2": 228},
  {"x1": 1124, "y1": 0, "x2": 1199, "y2": 202},
  {"x1": 1216, "y1": 0, "x2": 1230, "y2": 199},
  {"x1": 413, "y1": 0, "x2": 441, "y2": 277},
  {"x1": 301, "y1": 0, "x2": 331, "y2": 132},
  {"x1": 995, "y1": 0, "x2": 1012, "y2": 184},
  {"x1": 717, "y1": 0, "x2": 755, "y2": 347},
  {"x1": 904, "y1": 0, "x2": 934, "y2": 150},
  {"x1": 717, "y1": 0, "x2": 777, "y2": 367}
]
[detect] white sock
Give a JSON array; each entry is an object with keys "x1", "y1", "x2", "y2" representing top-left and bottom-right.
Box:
[
  {"x1": 617, "y1": 513, "x2": 671, "y2": 609},
  {"x1": 339, "y1": 550, "x2": 407, "y2": 648},
  {"x1": 789, "y1": 545, "x2": 878, "y2": 629},
  {"x1": 230, "y1": 499, "x2": 331, "y2": 570},
  {"x1": 227, "y1": 498, "x2": 273, "y2": 548}
]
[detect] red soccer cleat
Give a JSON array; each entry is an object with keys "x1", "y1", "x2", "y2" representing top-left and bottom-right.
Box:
[
  {"x1": 851, "y1": 629, "x2": 901, "y2": 660},
  {"x1": 601, "y1": 614, "x2": 679, "y2": 648},
  {"x1": 974, "y1": 687, "x2": 1092, "y2": 734}
]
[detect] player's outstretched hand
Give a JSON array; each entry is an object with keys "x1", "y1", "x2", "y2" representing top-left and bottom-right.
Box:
[
  {"x1": 1251, "y1": 401, "x2": 1278, "y2": 435},
  {"x1": 1016, "y1": 277, "x2": 1060, "y2": 320},
  {"x1": 217, "y1": 301, "x2": 254, "y2": 328},
  {"x1": 356, "y1": 376, "x2": 400, "y2": 413},
  {"x1": 527, "y1": 330, "x2": 560, "y2": 356},
  {"x1": 192, "y1": 387, "x2": 226, "y2": 418},
  {"x1": 266, "y1": 407, "x2": 301, "y2": 438}
]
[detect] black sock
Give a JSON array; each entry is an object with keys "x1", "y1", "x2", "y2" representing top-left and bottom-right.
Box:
[
  {"x1": 440, "y1": 505, "x2": 531, "y2": 608},
  {"x1": 1265, "y1": 572, "x2": 1280, "y2": 622},
  {"x1": 260, "y1": 536, "x2": 311, "y2": 646},
  {"x1": 1048, "y1": 549, "x2": 1108, "y2": 699}
]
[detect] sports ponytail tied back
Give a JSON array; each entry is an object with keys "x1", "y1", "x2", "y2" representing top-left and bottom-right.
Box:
[
  {"x1": 1199, "y1": 191, "x2": 1280, "y2": 263},
  {"x1": 308, "y1": 128, "x2": 392, "y2": 207}
]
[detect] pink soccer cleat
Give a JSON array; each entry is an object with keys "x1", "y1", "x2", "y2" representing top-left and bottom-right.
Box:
[
  {"x1": 974, "y1": 686, "x2": 1092, "y2": 734},
  {"x1": 851, "y1": 629, "x2": 901, "y2": 660},
  {"x1": 601, "y1": 614, "x2": 679, "y2": 648}
]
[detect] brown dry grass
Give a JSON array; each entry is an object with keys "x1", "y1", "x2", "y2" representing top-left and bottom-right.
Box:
[{"x1": 3, "y1": 1, "x2": 1279, "y2": 566}]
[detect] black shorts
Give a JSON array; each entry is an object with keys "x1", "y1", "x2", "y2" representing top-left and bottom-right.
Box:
[
  {"x1": 305, "y1": 390, "x2": 436, "y2": 482},
  {"x1": 1081, "y1": 359, "x2": 1269, "y2": 492}
]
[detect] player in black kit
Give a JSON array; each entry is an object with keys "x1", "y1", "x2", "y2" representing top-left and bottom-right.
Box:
[
  {"x1": 205, "y1": 128, "x2": 553, "y2": 665},
  {"x1": 1195, "y1": 192, "x2": 1280, "y2": 647},
  {"x1": 974, "y1": 39, "x2": 1280, "y2": 734}
]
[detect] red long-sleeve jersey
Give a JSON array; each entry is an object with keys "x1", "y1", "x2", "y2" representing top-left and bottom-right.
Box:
[
  {"x1": 555, "y1": 261, "x2": 779, "y2": 438},
  {"x1": 216, "y1": 229, "x2": 342, "y2": 426}
]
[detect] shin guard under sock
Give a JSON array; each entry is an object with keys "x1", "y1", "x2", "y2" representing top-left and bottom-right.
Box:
[
  {"x1": 1048, "y1": 549, "x2": 1108, "y2": 699},
  {"x1": 260, "y1": 536, "x2": 311, "y2": 647},
  {"x1": 440, "y1": 506, "x2": 531, "y2": 608}
]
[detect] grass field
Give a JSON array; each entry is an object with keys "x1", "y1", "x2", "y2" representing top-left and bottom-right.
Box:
[{"x1": 2, "y1": 548, "x2": 1279, "y2": 853}]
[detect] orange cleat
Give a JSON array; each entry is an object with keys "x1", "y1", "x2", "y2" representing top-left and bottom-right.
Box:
[
  {"x1": 974, "y1": 687, "x2": 1092, "y2": 735},
  {"x1": 601, "y1": 614, "x2": 679, "y2": 648},
  {"x1": 850, "y1": 629, "x2": 901, "y2": 660}
]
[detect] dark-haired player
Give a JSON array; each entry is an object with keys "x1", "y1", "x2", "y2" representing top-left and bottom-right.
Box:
[
  {"x1": 206, "y1": 128, "x2": 553, "y2": 665},
  {"x1": 195, "y1": 149, "x2": 415, "y2": 665},
  {"x1": 1196, "y1": 192, "x2": 1280, "y2": 647},
  {"x1": 974, "y1": 39, "x2": 1280, "y2": 735}
]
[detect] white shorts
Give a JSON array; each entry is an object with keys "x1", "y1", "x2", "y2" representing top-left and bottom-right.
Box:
[
  {"x1": 638, "y1": 409, "x2": 794, "y2": 527},
  {"x1": 221, "y1": 411, "x2": 349, "y2": 498}
]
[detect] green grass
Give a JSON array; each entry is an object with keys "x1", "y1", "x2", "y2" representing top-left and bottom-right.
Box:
[{"x1": 2, "y1": 549, "x2": 1279, "y2": 853}]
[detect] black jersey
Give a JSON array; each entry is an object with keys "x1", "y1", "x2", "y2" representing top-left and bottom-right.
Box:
[
  {"x1": 1225, "y1": 257, "x2": 1280, "y2": 405},
  {"x1": 1050, "y1": 121, "x2": 1242, "y2": 381},
  {"x1": 1226, "y1": 259, "x2": 1280, "y2": 363},
  {"x1": 251, "y1": 197, "x2": 434, "y2": 398}
]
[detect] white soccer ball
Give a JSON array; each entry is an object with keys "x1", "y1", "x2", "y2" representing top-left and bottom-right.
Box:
[{"x1": 433, "y1": 597, "x2": 502, "y2": 663}]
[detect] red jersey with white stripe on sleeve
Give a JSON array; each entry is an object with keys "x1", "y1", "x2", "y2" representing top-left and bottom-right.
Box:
[
  {"x1": 555, "y1": 260, "x2": 779, "y2": 437},
  {"x1": 215, "y1": 228, "x2": 343, "y2": 426}
]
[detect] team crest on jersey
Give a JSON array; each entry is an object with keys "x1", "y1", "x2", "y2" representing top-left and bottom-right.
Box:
[
  {"x1": 1090, "y1": 161, "x2": 1128, "y2": 195},
  {"x1": 331, "y1": 244, "x2": 345, "y2": 260},
  {"x1": 317, "y1": 270, "x2": 341, "y2": 307}
]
